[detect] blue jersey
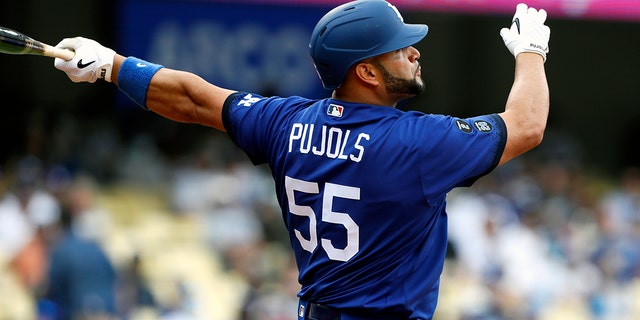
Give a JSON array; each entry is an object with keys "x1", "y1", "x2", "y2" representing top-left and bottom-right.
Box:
[{"x1": 222, "y1": 92, "x2": 506, "y2": 319}]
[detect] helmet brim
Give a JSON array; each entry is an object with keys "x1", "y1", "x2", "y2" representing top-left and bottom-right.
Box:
[{"x1": 330, "y1": 23, "x2": 428, "y2": 90}]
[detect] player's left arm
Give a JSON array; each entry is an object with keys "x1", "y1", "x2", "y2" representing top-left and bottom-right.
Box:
[
  {"x1": 498, "y1": 54, "x2": 548, "y2": 165},
  {"x1": 497, "y1": 3, "x2": 550, "y2": 166}
]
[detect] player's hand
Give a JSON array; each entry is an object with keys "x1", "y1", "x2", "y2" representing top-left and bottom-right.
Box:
[
  {"x1": 53, "y1": 37, "x2": 116, "y2": 83},
  {"x1": 500, "y1": 3, "x2": 550, "y2": 61}
]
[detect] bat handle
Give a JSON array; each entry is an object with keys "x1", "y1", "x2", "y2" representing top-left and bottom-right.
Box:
[{"x1": 43, "y1": 43, "x2": 75, "y2": 60}]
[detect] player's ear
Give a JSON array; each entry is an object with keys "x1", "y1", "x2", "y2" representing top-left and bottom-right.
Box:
[{"x1": 353, "y1": 61, "x2": 381, "y2": 87}]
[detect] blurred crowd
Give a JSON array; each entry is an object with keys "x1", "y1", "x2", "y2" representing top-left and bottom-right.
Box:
[
  {"x1": 0, "y1": 111, "x2": 639, "y2": 320},
  {"x1": 441, "y1": 137, "x2": 640, "y2": 320}
]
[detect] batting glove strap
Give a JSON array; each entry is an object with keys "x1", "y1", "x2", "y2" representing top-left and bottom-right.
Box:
[
  {"x1": 500, "y1": 3, "x2": 550, "y2": 62},
  {"x1": 117, "y1": 57, "x2": 164, "y2": 110},
  {"x1": 53, "y1": 37, "x2": 116, "y2": 82}
]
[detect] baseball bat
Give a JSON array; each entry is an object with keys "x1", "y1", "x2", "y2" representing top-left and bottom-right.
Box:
[{"x1": 0, "y1": 26, "x2": 74, "y2": 60}]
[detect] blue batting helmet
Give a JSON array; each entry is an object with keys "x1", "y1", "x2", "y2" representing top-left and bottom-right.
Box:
[{"x1": 309, "y1": 0, "x2": 428, "y2": 90}]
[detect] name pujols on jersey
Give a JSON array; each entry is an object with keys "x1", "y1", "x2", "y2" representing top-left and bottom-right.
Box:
[
  {"x1": 288, "y1": 103, "x2": 370, "y2": 163},
  {"x1": 236, "y1": 94, "x2": 371, "y2": 163},
  {"x1": 289, "y1": 123, "x2": 370, "y2": 163}
]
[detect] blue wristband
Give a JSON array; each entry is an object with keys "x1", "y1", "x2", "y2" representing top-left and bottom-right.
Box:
[{"x1": 117, "y1": 57, "x2": 164, "y2": 110}]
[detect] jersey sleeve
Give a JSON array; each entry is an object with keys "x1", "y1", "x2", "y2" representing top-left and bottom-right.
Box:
[
  {"x1": 222, "y1": 92, "x2": 312, "y2": 166},
  {"x1": 221, "y1": 92, "x2": 273, "y2": 165},
  {"x1": 415, "y1": 113, "x2": 507, "y2": 197}
]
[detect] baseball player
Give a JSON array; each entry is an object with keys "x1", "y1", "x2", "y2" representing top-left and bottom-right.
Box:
[{"x1": 53, "y1": 0, "x2": 550, "y2": 319}]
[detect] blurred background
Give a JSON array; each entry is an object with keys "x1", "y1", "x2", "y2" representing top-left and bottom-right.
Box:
[{"x1": 0, "y1": 0, "x2": 639, "y2": 319}]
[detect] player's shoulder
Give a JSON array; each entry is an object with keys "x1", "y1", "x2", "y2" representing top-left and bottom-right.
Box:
[
  {"x1": 226, "y1": 91, "x2": 318, "y2": 110},
  {"x1": 401, "y1": 111, "x2": 503, "y2": 131},
  {"x1": 391, "y1": 110, "x2": 449, "y2": 128}
]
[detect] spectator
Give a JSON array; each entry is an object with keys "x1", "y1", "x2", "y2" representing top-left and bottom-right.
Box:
[{"x1": 42, "y1": 196, "x2": 117, "y2": 320}]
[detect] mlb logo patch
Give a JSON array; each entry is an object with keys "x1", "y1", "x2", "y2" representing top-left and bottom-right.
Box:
[{"x1": 327, "y1": 104, "x2": 344, "y2": 117}]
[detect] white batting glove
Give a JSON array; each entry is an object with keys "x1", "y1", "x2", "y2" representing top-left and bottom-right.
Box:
[
  {"x1": 500, "y1": 3, "x2": 550, "y2": 61},
  {"x1": 53, "y1": 37, "x2": 116, "y2": 83}
]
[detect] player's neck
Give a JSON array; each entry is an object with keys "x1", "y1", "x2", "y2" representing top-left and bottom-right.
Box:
[{"x1": 332, "y1": 86, "x2": 398, "y2": 108}]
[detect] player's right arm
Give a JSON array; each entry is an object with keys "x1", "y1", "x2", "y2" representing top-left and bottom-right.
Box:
[
  {"x1": 111, "y1": 54, "x2": 234, "y2": 131},
  {"x1": 496, "y1": 3, "x2": 551, "y2": 166},
  {"x1": 53, "y1": 40, "x2": 234, "y2": 132}
]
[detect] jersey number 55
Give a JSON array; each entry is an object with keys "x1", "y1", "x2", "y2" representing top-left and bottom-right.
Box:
[{"x1": 285, "y1": 176, "x2": 360, "y2": 262}]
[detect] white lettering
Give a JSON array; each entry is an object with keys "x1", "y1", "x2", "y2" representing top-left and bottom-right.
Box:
[
  {"x1": 288, "y1": 123, "x2": 370, "y2": 163},
  {"x1": 350, "y1": 133, "x2": 370, "y2": 162},
  {"x1": 289, "y1": 123, "x2": 304, "y2": 152},
  {"x1": 238, "y1": 93, "x2": 261, "y2": 107},
  {"x1": 312, "y1": 125, "x2": 326, "y2": 156},
  {"x1": 326, "y1": 127, "x2": 342, "y2": 159},
  {"x1": 338, "y1": 130, "x2": 350, "y2": 160},
  {"x1": 300, "y1": 124, "x2": 313, "y2": 153}
]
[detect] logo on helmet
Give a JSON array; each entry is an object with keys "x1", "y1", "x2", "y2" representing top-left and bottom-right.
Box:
[
  {"x1": 309, "y1": 0, "x2": 428, "y2": 90},
  {"x1": 388, "y1": 2, "x2": 404, "y2": 22}
]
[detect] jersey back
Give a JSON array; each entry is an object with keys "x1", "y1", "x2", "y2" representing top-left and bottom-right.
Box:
[{"x1": 222, "y1": 92, "x2": 506, "y2": 319}]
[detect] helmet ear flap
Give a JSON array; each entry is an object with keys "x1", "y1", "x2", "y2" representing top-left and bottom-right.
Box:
[
  {"x1": 312, "y1": 61, "x2": 332, "y2": 87},
  {"x1": 309, "y1": 0, "x2": 428, "y2": 90}
]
